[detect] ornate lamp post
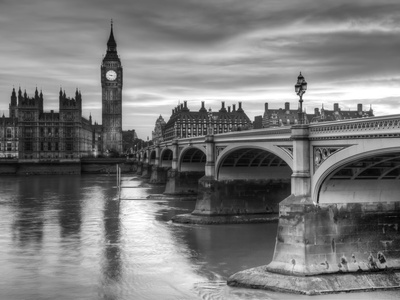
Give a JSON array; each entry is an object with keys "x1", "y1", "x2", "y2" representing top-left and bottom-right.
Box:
[{"x1": 295, "y1": 72, "x2": 307, "y2": 124}]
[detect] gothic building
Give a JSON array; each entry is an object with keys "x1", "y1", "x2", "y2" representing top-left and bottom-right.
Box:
[
  {"x1": 101, "y1": 22, "x2": 123, "y2": 154},
  {"x1": 162, "y1": 101, "x2": 252, "y2": 141},
  {"x1": 0, "y1": 23, "x2": 125, "y2": 159},
  {"x1": 0, "y1": 87, "x2": 93, "y2": 159}
]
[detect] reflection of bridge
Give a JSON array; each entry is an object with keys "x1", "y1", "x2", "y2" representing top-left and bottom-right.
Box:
[{"x1": 134, "y1": 114, "x2": 400, "y2": 293}]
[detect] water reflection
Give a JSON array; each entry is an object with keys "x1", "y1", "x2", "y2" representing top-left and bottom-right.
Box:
[
  {"x1": 0, "y1": 175, "x2": 399, "y2": 300},
  {"x1": 11, "y1": 177, "x2": 47, "y2": 250},
  {"x1": 102, "y1": 199, "x2": 122, "y2": 284}
]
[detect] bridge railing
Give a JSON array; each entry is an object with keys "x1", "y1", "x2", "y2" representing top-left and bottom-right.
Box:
[{"x1": 309, "y1": 114, "x2": 400, "y2": 139}]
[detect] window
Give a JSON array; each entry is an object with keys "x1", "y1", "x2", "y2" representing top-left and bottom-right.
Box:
[
  {"x1": 41, "y1": 142, "x2": 44, "y2": 151},
  {"x1": 25, "y1": 142, "x2": 33, "y2": 151},
  {"x1": 48, "y1": 142, "x2": 52, "y2": 151},
  {"x1": 66, "y1": 142, "x2": 73, "y2": 151},
  {"x1": 55, "y1": 143, "x2": 59, "y2": 151},
  {"x1": 25, "y1": 127, "x2": 33, "y2": 138},
  {"x1": 6, "y1": 128, "x2": 12, "y2": 139},
  {"x1": 7, "y1": 142, "x2": 12, "y2": 151}
]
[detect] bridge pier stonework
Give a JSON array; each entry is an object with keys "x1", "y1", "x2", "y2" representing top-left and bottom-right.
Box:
[
  {"x1": 162, "y1": 140, "x2": 201, "y2": 196},
  {"x1": 136, "y1": 161, "x2": 143, "y2": 176},
  {"x1": 141, "y1": 162, "x2": 152, "y2": 179},
  {"x1": 173, "y1": 135, "x2": 289, "y2": 224},
  {"x1": 228, "y1": 124, "x2": 400, "y2": 294},
  {"x1": 149, "y1": 144, "x2": 168, "y2": 184}
]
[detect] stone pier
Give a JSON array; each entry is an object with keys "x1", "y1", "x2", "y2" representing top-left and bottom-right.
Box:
[{"x1": 228, "y1": 196, "x2": 400, "y2": 294}]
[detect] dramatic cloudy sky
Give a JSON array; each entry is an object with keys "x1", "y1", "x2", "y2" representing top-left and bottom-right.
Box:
[{"x1": 1, "y1": 0, "x2": 399, "y2": 138}]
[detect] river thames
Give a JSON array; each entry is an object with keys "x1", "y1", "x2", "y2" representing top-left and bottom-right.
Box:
[{"x1": 0, "y1": 174, "x2": 398, "y2": 300}]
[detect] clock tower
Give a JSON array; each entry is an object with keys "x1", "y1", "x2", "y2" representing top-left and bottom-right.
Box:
[{"x1": 101, "y1": 21, "x2": 123, "y2": 154}]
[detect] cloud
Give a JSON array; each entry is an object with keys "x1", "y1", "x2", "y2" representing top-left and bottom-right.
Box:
[{"x1": 1, "y1": 0, "x2": 399, "y2": 138}]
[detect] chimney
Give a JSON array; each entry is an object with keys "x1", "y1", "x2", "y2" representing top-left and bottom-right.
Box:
[
  {"x1": 285, "y1": 102, "x2": 290, "y2": 111},
  {"x1": 314, "y1": 107, "x2": 319, "y2": 115},
  {"x1": 334, "y1": 103, "x2": 339, "y2": 111},
  {"x1": 219, "y1": 101, "x2": 227, "y2": 112},
  {"x1": 172, "y1": 109, "x2": 174, "y2": 115},
  {"x1": 236, "y1": 102, "x2": 243, "y2": 112},
  {"x1": 180, "y1": 104, "x2": 183, "y2": 109},
  {"x1": 184, "y1": 101, "x2": 187, "y2": 108},
  {"x1": 201, "y1": 101, "x2": 205, "y2": 109},
  {"x1": 228, "y1": 106, "x2": 231, "y2": 113},
  {"x1": 357, "y1": 103, "x2": 362, "y2": 112},
  {"x1": 264, "y1": 103, "x2": 268, "y2": 112},
  {"x1": 232, "y1": 104, "x2": 236, "y2": 112}
]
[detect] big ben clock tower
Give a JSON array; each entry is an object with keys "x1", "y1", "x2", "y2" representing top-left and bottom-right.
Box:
[{"x1": 101, "y1": 21, "x2": 123, "y2": 154}]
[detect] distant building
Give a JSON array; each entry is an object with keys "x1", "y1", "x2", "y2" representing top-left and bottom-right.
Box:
[
  {"x1": 258, "y1": 102, "x2": 374, "y2": 128},
  {"x1": 152, "y1": 115, "x2": 166, "y2": 144},
  {"x1": 253, "y1": 115, "x2": 263, "y2": 129},
  {"x1": 310, "y1": 103, "x2": 374, "y2": 123},
  {"x1": 122, "y1": 129, "x2": 138, "y2": 154},
  {"x1": 162, "y1": 101, "x2": 252, "y2": 141},
  {"x1": 0, "y1": 87, "x2": 94, "y2": 159}
]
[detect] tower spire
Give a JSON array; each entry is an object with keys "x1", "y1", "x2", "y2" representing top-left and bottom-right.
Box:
[{"x1": 107, "y1": 19, "x2": 117, "y2": 52}]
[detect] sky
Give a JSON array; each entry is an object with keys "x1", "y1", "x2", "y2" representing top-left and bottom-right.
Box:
[{"x1": 1, "y1": 0, "x2": 399, "y2": 139}]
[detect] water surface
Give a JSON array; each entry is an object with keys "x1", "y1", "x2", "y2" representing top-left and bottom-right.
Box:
[{"x1": 0, "y1": 175, "x2": 398, "y2": 299}]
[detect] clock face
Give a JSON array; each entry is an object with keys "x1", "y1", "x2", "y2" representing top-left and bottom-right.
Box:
[{"x1": 106, "y1": 70, "x2": 117, "y2": 81}]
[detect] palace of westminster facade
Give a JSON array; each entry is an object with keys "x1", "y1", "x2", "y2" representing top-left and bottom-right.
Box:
[{"x1": 0, "y1": 24, "x2": 123, "y2": 159}]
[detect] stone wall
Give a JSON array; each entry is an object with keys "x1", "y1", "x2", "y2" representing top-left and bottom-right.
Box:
[
  {"x1": 17, "y1": 162, "x2": 81, "y2": 175},
  {"x1": 0, "y1": 161, "x2": 18, "y2": 174},
  {"x1": 0, "y1": 159, "x2": 135, "y2": 175}
]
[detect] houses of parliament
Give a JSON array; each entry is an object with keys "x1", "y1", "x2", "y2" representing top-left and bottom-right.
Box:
[{"x1": 0, "y1": 24, "x2": 123, "y2": 159}]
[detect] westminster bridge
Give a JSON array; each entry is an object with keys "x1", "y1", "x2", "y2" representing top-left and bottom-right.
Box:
[{"x1": 133, "y1": 114, "x2": 400, "y2": 294}]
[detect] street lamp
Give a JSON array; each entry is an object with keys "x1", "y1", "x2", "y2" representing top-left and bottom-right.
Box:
[{"x1": 295, "y1": 72, "x2": 307, "y2": 124}]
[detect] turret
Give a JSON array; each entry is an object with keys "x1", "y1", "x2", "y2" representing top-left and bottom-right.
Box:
[
  {"x1": 18, "y1": 87, "x2": 22, "y2": 104},
  {"x1": 10, "y1": 87, "x2": 17, "y2": 118}
]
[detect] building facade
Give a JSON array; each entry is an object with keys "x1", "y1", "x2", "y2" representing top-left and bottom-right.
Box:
[
  {"x1": 0, "y1": 23, "x2": 126, "y2": 159},
  {"x1": 0, "y1": 87, "x2": 94, "y2": 159},
  {"x1": 258, "y1": 102, "x2": 374, "y2": 128},
  {"x1": 101, "y1": 22, "x2": 123, "y2": 154},
  {"x1": 162, "y1": 101, "x2": 252, "y2": 141},
  {"x1": 152, "y1": 115, "x2": 166, "y2": 144}
]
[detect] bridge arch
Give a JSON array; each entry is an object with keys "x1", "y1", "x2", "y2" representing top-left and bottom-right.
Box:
[
  {"x1": 160, "y1": 148, "x2": 173, "y2": 168},
  {"x1": 314, "y1": 146, "x2": 400, "y2": 204},
  {"x1": 216, "y1": 145, "x2": 293, "y2": 180},
  {"x1": 178, "y1": 146, "x2": 206, "y2": 172}
]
